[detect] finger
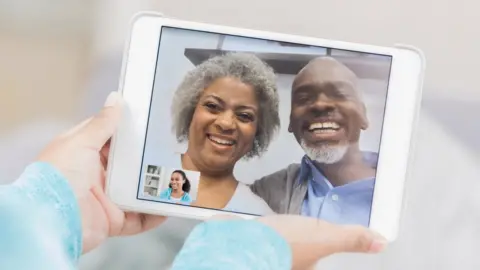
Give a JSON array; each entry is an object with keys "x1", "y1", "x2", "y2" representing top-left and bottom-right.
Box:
[
  {"x1": 78, "y1": 91, "x2": 123, "y2": 150},
  {"x1": 100, "y1": 139, "x2": 111, "y2": 170},
  {"x1": 92, "y1": 185, "x2": 166, "y2": 237},
  {"x1": 256, "y1": 216, "x2": 387, "y2": 270},
  {"x1": 315, "y1": 225, "x2": 387, "y2": 257},
  {"x1": 292, "y1": 225, "x2": 387, "y2": 270},
  {"x1": 140, "y1": 214, "x2": 167, "y2": 232},
  {"x1": 91, "y1": 185, "x2": 126, "y2": 237},
  {"x1": 121, "y1": 213, "x2": 167, "y2": 236},
  {"x1": 260, "y1": 216, "x2": 387, "y2": 254}
]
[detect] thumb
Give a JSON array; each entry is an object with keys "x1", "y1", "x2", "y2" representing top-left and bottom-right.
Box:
[{"x1": 79, "y1": 92, "x2": 123, "y2": 149}]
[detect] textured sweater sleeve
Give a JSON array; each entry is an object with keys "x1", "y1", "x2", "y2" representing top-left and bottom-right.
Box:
[
  {"x1": 170, "y1": 220, "x2": 292, "y2": 270},
  {"x1": 0, "y1": 162, "x2": 292, "y2": 270},
  {"x1": 0, "y1": 162, "x2": 82, "y2": 270}
]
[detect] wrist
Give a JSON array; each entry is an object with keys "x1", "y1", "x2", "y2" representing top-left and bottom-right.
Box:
[{"x1": 14, "y1": 162, "x2": 83, "y2": 261}]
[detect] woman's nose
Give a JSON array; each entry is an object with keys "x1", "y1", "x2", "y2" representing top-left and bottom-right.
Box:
[{"x1": 215, "y1": 112, "x2": 236, "y2": 132}]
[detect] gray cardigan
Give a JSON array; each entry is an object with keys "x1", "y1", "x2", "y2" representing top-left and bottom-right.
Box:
[{"x1": 249, "y1": 163, "x2": 308, "y2": 215}]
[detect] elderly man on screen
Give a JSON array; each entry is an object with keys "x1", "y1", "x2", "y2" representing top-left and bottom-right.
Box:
[{"x1": 250, "y1": 56, "x2": 378, "y2": 227}]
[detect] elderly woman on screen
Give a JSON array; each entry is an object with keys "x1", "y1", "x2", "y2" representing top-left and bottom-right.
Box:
[{"x1": 170, "y1": 52, "x2": 280, "y2": 215}]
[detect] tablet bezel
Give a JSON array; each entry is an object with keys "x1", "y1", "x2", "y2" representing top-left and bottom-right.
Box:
[{"x1": 106, "y1": 13, "x2": 424, "y2": 241}]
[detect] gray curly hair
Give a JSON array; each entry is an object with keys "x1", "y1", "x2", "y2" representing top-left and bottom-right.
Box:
[{"x1": 171, "y1": 52, "x2": 280, "y2": 158}]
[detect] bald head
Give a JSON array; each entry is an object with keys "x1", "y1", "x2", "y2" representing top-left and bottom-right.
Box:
[{"x1": 293, "y1": 57, "x2": 359, "y2": 97}]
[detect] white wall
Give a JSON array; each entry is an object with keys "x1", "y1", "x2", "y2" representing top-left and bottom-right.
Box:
[{"x1": 141, "y1": 27, "x2": 390, "y2": 184}]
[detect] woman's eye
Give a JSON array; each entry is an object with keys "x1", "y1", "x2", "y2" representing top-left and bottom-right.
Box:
[
  {"x1": 237, "y1": 113, "x2": 254, "y2": 122},
  {"x1": 204, "y1": 102, "x2": 219, "y2": 111}
]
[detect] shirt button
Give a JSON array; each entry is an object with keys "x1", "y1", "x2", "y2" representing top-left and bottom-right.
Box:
[{"x1": 331, "y1": 194, "x2": 339, "y2": 201}]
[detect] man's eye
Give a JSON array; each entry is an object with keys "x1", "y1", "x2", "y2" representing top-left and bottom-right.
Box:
[
  {"x1": 330, "y1": 90, "x2": 347, "y2": 100},
  {"x1": 295, "y1": 95, "x2": 311, "y2": 104},
  {"x1": 298, "y1": 96, "x2": 309, "y2": 101}
]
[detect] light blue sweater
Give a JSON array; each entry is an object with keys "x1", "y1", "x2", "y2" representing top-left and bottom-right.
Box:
[
  {"x1": 0, "y1": 162, "x2": 292, "y2": 269},
  {"x1": 158, "y1": 187, "x2": 192, "y2": 204}
]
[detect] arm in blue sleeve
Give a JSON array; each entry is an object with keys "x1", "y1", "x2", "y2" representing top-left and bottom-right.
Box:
[
  {"x1": 170, "y1": 220, "x2": 292, "y2": 270},
  {"x1": 0, "y1": 162, "x2": 82, "y2": 270}
]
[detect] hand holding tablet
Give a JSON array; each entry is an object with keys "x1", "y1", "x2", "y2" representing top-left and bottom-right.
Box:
[{"x1": 106, "y1": 13, "x2": 425, "y2": 242}]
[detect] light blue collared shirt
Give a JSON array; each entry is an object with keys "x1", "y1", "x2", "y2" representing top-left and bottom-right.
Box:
[{"x1": 300, "y1": 152, "x2": 377, "y2": 227}]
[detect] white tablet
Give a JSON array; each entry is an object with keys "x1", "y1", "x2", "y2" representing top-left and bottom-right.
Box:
[{"x1": 106, "y1": 13, "x2": 425, "y2": 241}]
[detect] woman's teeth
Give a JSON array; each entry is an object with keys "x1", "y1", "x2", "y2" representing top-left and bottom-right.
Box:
[{"x1": 208, "y1": 135, "x2": 235, "y2": 146}]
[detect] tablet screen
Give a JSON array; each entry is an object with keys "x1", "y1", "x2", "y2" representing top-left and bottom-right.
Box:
[{"x1": 136, "y1": 26, "x2": 392, "y2": 227}]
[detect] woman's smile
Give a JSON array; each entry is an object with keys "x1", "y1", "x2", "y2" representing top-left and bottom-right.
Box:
[
  {"x1": 206, "y1": 133, "x2": 237, "y2": 154},
  {"x1": 207, "y1": 134, "x2": 236, "y2": 146}
]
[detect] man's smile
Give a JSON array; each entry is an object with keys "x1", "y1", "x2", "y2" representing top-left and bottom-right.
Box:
[
  {"x1": 308, "y1": 121, "x2": 340, "y2": 132},
  {"x1": 302, "y1": 120, "x2": 344, "y2": 142}
]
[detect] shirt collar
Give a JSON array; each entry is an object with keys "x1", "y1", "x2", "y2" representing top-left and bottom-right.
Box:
[{"x1": 296, "y1": 151, "x2": 378, "y2": 189}]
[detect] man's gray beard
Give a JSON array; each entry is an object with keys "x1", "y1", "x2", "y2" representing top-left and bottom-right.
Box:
[{"x1": 300, "y1": 139, "x2": 348, "y2": 164}]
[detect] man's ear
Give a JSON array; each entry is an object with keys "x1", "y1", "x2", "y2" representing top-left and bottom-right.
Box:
[
  {"x1": 288, "y1": 121, "x2": 293, "y2": 133},
  {"x1": 360, "y1": 103, "x2": 369, "y2": 130}
]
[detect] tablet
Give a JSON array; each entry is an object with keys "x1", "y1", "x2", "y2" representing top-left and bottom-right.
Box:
[{"x1": 106, "y1": 13, "x2": 425, "y2": 241}]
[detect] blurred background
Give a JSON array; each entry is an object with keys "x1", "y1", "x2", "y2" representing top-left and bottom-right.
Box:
[{"x1": 0, "y1": 0, "x2": 479, "y2": 269}]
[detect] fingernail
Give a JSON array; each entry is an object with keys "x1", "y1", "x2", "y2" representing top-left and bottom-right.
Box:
[
  {"x1": 104, "y1": 92, "x2": 120, "y2": 107},
  {"x1": 369, "y1": 234, "x2": 388, "y2": 253}
]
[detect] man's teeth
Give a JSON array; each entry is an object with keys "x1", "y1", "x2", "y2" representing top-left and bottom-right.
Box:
[
  {"x1": 308, "y1": 122, "x2": 340, "y2": 131},
  {"x1": 208, "y1": 135, "x2": 235, "y2": 146}
]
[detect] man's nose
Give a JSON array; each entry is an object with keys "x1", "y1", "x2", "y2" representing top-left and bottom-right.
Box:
[
  {"x1": 309, "y1": 93, "x2": 335, "y2": 114},
  {"x1": 215, "y1": 111, "x2": 236, "y2": 132}
]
